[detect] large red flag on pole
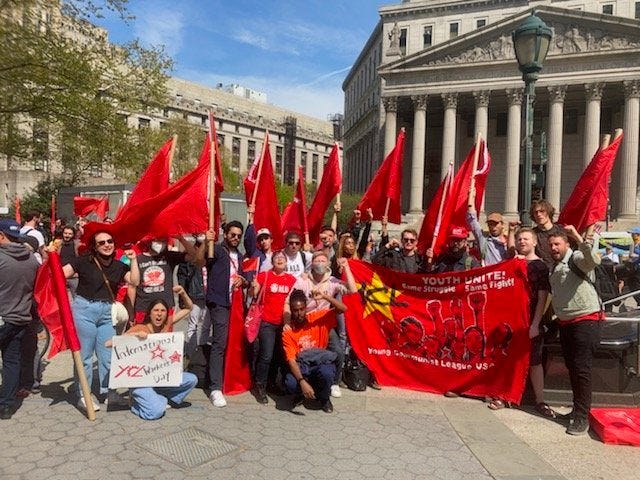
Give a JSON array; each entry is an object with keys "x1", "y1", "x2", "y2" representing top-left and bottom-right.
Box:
[
  {"x1": 74, "y1": 196, "x2": 109, "y2": 221},
  {"x1": 281, "y1": 166, "x2": 309, "y2": 238},
  {"x1": 355, "y1": 129, "x2": 405, "y2": 224},
  {"x1": 557, "y1": 130, "x2": 623, "y2": 232},
  {"x1": 116, "y1": 136, "x2": 175, "y2": 220},
  {"x1": 208, "y1": 112, "x2": 225, "y2": 244},
  {"x1": 243, "y1": 133, "x2": 283, "y2": 248},
  {"x1": 81, "y1": 137, "x2": 211, "y2": 247},
  {"x1": 418, "y1": 138, "x2": 491, "y2": 257},
  {"x1": 222, "y1": 289, "x2": 252, "y2": 395},
  {"x1": 14, "y1": 196, "x2": 21, "y2": 224},
  {"x1": 307, "y1": 143, "x2": 342, "y2": 244}
]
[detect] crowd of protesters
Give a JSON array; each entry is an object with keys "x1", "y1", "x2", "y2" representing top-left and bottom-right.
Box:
[{"x1": 0, "y1": 200, "x2": 624, "y2": 437}]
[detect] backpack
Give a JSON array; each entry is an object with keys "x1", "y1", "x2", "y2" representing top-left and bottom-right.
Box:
[
  {"x1": 343, "y1": 349, "x2": 371, "y2": 391},
  {"x1": 567, "y1": 256, "x2": 619, "y2": 309}
]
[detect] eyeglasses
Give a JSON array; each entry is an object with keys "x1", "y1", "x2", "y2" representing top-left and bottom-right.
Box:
[
  {"x1": 288, "y1": 241, "x2": 301, "y2": 245},
  {"x1": 96, "y1": 238, "x2": 114, "y2": 246},
  {"x1": 227, "y1": 233, "x2": 242, "y2": 239},
  {"x1": 402, "y1": 238, "x2": 417, "y2": 243}
]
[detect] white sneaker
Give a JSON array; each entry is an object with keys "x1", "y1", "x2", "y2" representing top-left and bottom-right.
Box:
[
  {"x1": 210, "y1": 390, "x2": 227, "y2": 407},
  {"x1": 330, "y1": 385, "x2": 342, "y2": 398},
  {"x1": 78, "y1": 394, "x2": 100, "y2": 412}
]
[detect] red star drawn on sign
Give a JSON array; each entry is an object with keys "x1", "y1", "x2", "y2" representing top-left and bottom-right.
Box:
[
  {"x1": 150, "y1": 344, "x2": 165, "y2": 360},
  {"x1": 169, "y1": 351, "x2": 182, "y2": 364}
]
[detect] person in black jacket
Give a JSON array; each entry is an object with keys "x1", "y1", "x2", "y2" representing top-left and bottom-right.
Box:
[{"x1": 372, "y1": 228, "x2": 426, "y2": 273}]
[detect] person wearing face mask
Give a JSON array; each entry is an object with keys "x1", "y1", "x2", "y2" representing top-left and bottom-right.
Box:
[
  {"x1": 62, "y1": 230, "x2": 139, "y2": 411},
  {"x1": 131, "y1": 236, "x2": 198, "y2": 325},
  {"x1": 284, "y1": 252, "x2": 357, "y2": 398}
]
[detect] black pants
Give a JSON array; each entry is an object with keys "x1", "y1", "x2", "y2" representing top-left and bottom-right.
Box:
[
  {"x1": 254, "y1": 321, "x2": 283, "y2": 386},
  {"x1": 559, "y1": 320, "x2": 601, "y2": 420},
  {"x1": 207, "y1": 304, "x2": 230, "y2": 391},
  {"x1": 328, "y1": 328, "x2": 344, "y2": 385}
]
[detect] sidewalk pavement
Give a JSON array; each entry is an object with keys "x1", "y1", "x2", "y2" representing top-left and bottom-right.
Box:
[{"x1": 1, "y1": 350, "x2": 639, "y2": 480}]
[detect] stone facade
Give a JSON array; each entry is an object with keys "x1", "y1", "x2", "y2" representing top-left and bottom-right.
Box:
[{"x1": 342, "y1": 0, "x2": 640, "y2": 225}]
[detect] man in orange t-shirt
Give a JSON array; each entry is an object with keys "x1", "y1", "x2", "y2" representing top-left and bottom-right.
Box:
[{"x1": 282, "y1": 289, "x2": 340, "y2": 413}]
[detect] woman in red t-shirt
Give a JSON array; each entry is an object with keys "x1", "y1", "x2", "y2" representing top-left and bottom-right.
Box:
[{"x1": 249, "y1": 250, "x2": 296, "y2": 404}]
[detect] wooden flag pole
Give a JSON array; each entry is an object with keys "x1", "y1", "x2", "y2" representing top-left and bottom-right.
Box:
[
  {"x1": 613, "y1": 128, "x2": 623, "y2": 141},
  {"x1": 427, "y1": 162, "x2": 454, "y2": 265},
  {"x1": 332, "y1": 142, "x2": 342, "y2": 230},
  {"x1": 207, "y1": 112, "x2": 216, "y2": 258},
  {"x1": 467, "y1": 132, "x2": 482, "y2": 209},
  {"x1": 383, "y1": 197, "x2": 392, "y2": 220},
  {"x1": 167, "y1": 134, "x2": 178, "y2": 183},
  {"x1": 74, "y1": 350, "x2": 96, "y2": 421}
]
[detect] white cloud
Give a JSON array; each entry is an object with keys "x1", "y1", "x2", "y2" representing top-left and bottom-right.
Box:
[{"x1": 133, "y1": 6, "x2": 185, "y2": 57}]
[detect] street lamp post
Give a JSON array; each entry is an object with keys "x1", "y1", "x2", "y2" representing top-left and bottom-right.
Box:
[{"x1": 512, "y1": 12, "x2": 552, "y2": 226}]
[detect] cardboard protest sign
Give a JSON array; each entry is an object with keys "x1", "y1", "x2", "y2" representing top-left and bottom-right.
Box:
[{"x1": 108, "y1": 332, "x2": 184, "y2": 388}]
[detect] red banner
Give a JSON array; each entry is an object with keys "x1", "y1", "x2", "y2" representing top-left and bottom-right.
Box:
[
  {"x1": 344, "y1": 259, "x2": 530, "y2": 404},
  {"x1": 222, "y1": 288, "x2": 252, "y2": 395}
]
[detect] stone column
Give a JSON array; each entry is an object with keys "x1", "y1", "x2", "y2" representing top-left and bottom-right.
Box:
[
  {"x1": 473, "y1": 90, "x2": 490, "y2": 141},
  {"x1": 504, "y1": 88, "x2": 523, "y2": 217},
  {"x1": 441, "y1": 92, "x2": 458, "y2": 179},
  {"x1": 383, "y1": 97, "x2": 398, "y2": 156},
  {"x1": 619, "y1": 80, "x2": 640, "y2": 219},
  {"x1": 583, "y1": 83, "x2": 605, "y2": 169},
  {"x1": 546, "y1": 85, "x2": 567, "y2": 212},
  {"x1": 410, "y1": 95, "x2": 428, "y2": 213}
]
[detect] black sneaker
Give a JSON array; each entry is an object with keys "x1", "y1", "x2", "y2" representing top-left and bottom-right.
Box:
[
  {"x1": 0, "y1": 405, "x2": 15, "y2": 420},
  {"x1": 566, "y1": 417, "x2": 590, "y2": 436},
  {"x1": 291, "y1": 394, "x2": 304, "y2": 409},
  {"x1": 322, "y1": 399, "x2": 334, "y2": 413},
  {"x1": 255, "y1": 385, "x2": 268, "y2": 405}
]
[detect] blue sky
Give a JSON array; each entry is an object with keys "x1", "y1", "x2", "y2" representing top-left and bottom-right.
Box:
[{"x1": 95, "y1": 0, "x2": 389, "y2": 119}]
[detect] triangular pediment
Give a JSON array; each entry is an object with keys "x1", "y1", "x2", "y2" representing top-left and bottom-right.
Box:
[{"x1": 380, "y1": 5, "x2": 640, "y2": 74}]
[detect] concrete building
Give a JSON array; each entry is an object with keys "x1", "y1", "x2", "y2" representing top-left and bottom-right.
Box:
[
  {"x1": 343, "y1": 0, "x2": 640, "y2": 225},
  {"x1": 0, "y1": 1, "x2": 336, "y2": 207}
]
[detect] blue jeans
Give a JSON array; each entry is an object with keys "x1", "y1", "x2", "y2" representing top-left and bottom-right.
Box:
[
  {"x1": 284, "y1": 363, "x2": 335, "y2": 403},
  {"x1": 255, "y1": 321, "x2": 282, "y2": 386},
  {"x1": 0, "y1": 322, "x2": 27, "y2": 407},
  {"x1": 72, "y1": 296, "x2": 114, "y2": 396},
  {"x1": 130, "y1": 372, "x2": 198, "y2": 420},
  {"x1": 328, "y1": 328, "x2": 344, "y2": 385}
]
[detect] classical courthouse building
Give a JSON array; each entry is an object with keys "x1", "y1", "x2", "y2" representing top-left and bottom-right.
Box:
[
  {"x1": 343, "y1": 0, "x2": 640, "y2": 224},
  {"x1": 0, "y1": 1, "x2": 337, "y2": 207}
]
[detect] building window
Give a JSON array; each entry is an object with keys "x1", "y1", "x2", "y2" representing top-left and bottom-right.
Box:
[
  {"x1": 275, "y1": 146, "x2": 283, "y2": 178},
  {"x1": 232, "y1": 137, "x2": 240, "y2": 171},
  {"x1": 476, "y1": 19, "x2": 486, "y2": 29},
  {"x1": 300, "y1": 152, "x2": 307, "y2": 172},
  {"x1": 449, "y1": 22, "x2": 459, "y2": 39},
  {"x1": 399, "y1": 28, "x2": 407, "y2": 55},
  {"x1": 217, "y1": 134, "x2": 225, "y2": 148},
  {"x1": 235, "y1": 124, "x2": 240, "y2": 133},
  {"x1": 89, "y1": 163, "x2": 102, "y2": 177},
  {"x1": 602, "y1": 4, "x2": 613, "y2": 14},
  {"x1": 496, "y1": 112, "x2": 507, "y2": 137},
  {"x1": 312, "y1": 154, "x2": 319, "y2": 181},
  {"x1": 248, "y1": 140, "x2": 256, "y2": 162},
  {"x1": 138, "y1": 118, "x2": 150, "y2": 129},
  {"x1": 423, "y1": 25, "x2": 433, "y2": 47},
  {"x1": 564, "y1": 109, "x2": 578, "y2": 135},
  {"x1": 636, "y1": 2, "x2": 640, "y2": 19}
]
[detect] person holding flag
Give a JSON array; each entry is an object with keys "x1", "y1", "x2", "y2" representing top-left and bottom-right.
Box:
[
  {"x1": 466, "y1": 206, "x2": 508, "y2": 266},
  {"x1": 426, "y1": 226, "x2": 480, "y2": 273},
  {"x1": 373, "y1": 228, "x2": 426, "y2": 274}
]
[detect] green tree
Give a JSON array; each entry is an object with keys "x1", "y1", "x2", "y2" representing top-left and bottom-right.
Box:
[{"x1": 0, "y1": 0, "x2": 172, "y2": 183}]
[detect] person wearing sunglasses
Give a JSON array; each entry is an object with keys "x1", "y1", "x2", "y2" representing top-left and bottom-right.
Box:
[
  {"x1": 283, "y1": 232, "x2": 312, "y2": 279},
  {"x1": 372, "y1": 228, "x2": 426, "y2": 274},
  {"x1": 196, "y1": 221, "x2": 248, "y2": 408},
  {"x1": 62, "y1": 230, "x2": 140, "y2": 412}
]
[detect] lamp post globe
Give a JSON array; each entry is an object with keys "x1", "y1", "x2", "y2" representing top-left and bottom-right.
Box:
[{"x1": 512, "y1": 12, "x2": 552, "y2": 225}]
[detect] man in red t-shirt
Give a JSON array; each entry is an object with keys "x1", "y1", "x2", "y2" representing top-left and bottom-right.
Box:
[{"x1": 282, "y1": 290, "x2": 340, "y2": 413}]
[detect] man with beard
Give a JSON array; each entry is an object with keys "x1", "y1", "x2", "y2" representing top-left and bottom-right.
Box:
[
  {"x1": 373, "y1": 228, "x2": 426, "y2": 273},
  {"x1": 59, "y1": 226, "x2": 79, "y2": 296},
  {"x1": 197, "y1": 221, "x2": 248, "y2": 408},
  {"x1": 283, "y1": 232, "x2": 312, "y2": 279},
  {"x1": 548, "y1": 226, "x2": 601, "y2": 436},
  {"x1": 466, "y1": 206, "x2": 508, "y2": 266},
  {"x1": 426, "y1": 226, "x2": 480, "y2": 273},
  {"x1": 131, "y1": 236, "x2": 197, "y2": 325}
]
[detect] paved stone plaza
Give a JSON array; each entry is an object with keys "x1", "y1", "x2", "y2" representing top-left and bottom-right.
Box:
[{"x1": 1, "y1": 350, "x2": 640, "y2": 480}]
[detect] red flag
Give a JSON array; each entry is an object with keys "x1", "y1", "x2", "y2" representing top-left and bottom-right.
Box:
[
  {"x1": 81, "y1": 134, "x2": 211, "y2": 246},
  {"x1": 243, "y1": 134, "x2": 283, "y2": 249},
  {"x1": 280, "y1": 166, "x2": 308, "y2": 236},
  {"x1": 307, "y1": 143, "x2": 342, "y2": 243},
  {"x1": 116, "y1": 137, "x2": 173, "y2": 220},
  {"x1": 208, "y1": 113, "x2": 225, "y2": 240},
  {"x1": 345, "y1": 259, "x2": 530, "y2": 404},
  {"x1": 356, "y1": 129, "x2": 405, "y2": 224},
  {"x1": 74, "y1": 196, "x2": 109, "y2": 221},
  {"x1": 14, "y1": 196, "x2": 21, "y2": 224},
  {"x1": 50, "y1": 195, "x2": 56, "y2": 237},
  {"x1": 418, "y1": 139, "x2": 491, "y2": 257},
  {"x1": 222, "y1": 289, "x2": 252, "y2": 395},
  {"x1": 33, "y1": 252, "x2": 82, "y2": 359},
  {"x1": 557, "y1": 134, "x2": 623, "y2": 232},
  {"x1": 242, "y1": 257, "x2": 259, "y2": 274}
]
